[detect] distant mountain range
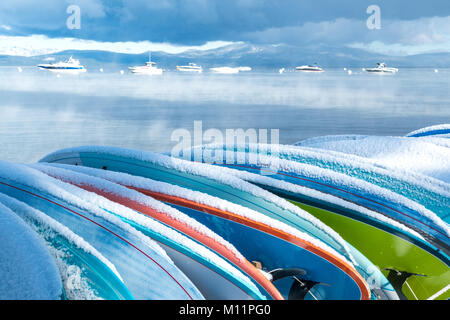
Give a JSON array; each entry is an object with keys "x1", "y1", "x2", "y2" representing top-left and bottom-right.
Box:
[{"x1": 1, "y1": 42, "x2": 450, "y2": 69}]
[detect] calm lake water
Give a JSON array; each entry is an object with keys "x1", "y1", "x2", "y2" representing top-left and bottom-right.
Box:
[{"x1": 0, "y1": 66, "x2": 449, "y2": 162}]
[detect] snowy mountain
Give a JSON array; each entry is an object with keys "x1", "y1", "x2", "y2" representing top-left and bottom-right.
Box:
[{"x1": 1, "y1": 42, "x2": 450, "y2": 69}]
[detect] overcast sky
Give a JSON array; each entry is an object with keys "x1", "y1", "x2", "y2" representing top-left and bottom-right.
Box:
[{"x1": 1, "y1": 0, "x2": 449, "y2": 56}]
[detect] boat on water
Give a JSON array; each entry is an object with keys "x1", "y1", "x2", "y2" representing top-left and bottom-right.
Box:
[
  {"x1": 128, "y1": 54, "x2": 163, "y2": 75},
  {"x1": 209, "y1": 67, "x2": 240, "y2": 74},
  {"x1": 176, "y1": 63, "x2": 203, "y2": 73},
  {"x1": 37, "y1": 56, "x2": 86, "y2": 73},
  {"x1": 209, "y1": 66, "x2": 252, "y2": 74},
  {"x1": 365, "y1": 62, "x2": 398, "y2": 74},
  {"x1": 296, "y1": 64, "x2": 324, "y2": 72}
]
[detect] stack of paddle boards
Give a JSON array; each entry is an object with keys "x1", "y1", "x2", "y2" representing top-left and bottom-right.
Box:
[{"x1": 0, "y1": 125, "x2": 447, "y2": 300}]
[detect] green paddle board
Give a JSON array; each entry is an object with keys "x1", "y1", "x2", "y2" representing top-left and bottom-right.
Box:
[{"x1": 291, "y1": 201, "x2": 450, "y2": 300}]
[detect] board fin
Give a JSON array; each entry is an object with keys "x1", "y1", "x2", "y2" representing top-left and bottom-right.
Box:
[
  {"x1": 384, "y1": 268, "x2": 426, "y2": 300},
  {"x1": 289, "y1": 278, "x2": 323, "y2": 300},
  {"x1": 269, "y1": 268, "x2": 327, "y2": 300},
  {"x1": 269, "y1": 268, "x2": 307, "y2": 282}
]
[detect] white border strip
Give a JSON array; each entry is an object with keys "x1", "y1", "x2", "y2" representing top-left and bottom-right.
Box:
[{"x1": 427, "y1": 284, "x2": 450, "y2": 300}]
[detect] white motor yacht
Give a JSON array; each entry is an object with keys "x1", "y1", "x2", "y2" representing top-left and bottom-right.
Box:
[
  {"x1": 129, "y1": 54, "x2": 163, "y2": 75},
  {"x1": 209, "y1": 67, "x2": 240, "y2": 74},
  {"x1": 176, "y1": 63, "x2": 203, "y2": 73},
  {"x1": 37, "y1": 56, "x2": 86, "y2": 73},
  {"x1": 365, "y1": 63, "x2": 398, "y2": 74},
  {"x1": 295, "y1": 64, "x2": 324, "y2": 72}
]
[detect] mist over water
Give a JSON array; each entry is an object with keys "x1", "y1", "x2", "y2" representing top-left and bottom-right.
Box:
[{"x1": 0, "y1": 66, "x2": 449, "y2": 162}]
